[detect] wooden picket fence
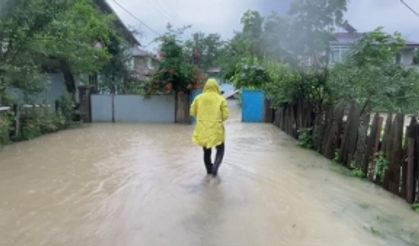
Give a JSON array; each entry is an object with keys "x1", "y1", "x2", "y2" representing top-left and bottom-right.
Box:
[{"x1": 274, "y1": 101, "x2": 419, "y2": 204}]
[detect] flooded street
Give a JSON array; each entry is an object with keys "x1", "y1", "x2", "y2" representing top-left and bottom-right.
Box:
[{"x1": 0, "y1": 101, "x2": 418, "y2": 246}]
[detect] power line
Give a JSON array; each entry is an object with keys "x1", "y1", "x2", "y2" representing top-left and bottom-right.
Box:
[
  {"x1": 144, "y1": 0, "x2": 175, "y2": 24},
  {"x1": 144, "y1": 39, "x2": 159, "y2": 48},
  {"x1": 112, "y1": 0, "x2": 162, "y2": 37},
  {"x1": 154, "y1": 0, "x2": 177, "y2": 23},
  {"x1": 400, "y1": 0, "x2": 419, "y2": 18}
]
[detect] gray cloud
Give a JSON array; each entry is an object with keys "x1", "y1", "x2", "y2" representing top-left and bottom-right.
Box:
[
  {"x1": 107, "y1": 0, "x2": 419, "y2": 51},
  {"x1": 107, "y1": 0, "x2": 291, "y2": 50},
  {"x1": 345, "y1": 0, "x2": 419, "y2": 41}
]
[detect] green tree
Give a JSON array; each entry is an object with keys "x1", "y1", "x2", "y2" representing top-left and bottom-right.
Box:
[
  {"x1": 218, "y1": 10, "x2": 264, "y2": 81},
  {"x1": 34, "y1": 0, "x2": 114, "y2": 94},
  {"x1": 99, "y1": 36, "x2": 133, "y2": 93},
  {"x1": 261, "y1": 13, "x2": 291, "y2": 62},
  {"x1": 0, "y1": 0, "x2": 118, "y2": 102},
  {"x1": 218, "y1": 34, "x2": 248, "y2": 80},
  {"x1": 240, "y1": 10, "x2": 264, "y2": 58},
  {"x1": 329, "y1": 29, "x2": 416, "y2": 114},
  {"x1": 286, "y1": 0, "x2": 347, "y2": 67},
  {"x1": 150, "y1": 27, "x2": 199, "y2": 94},
  {"x1": 185, "y1": 32, "x2": 223, "y2": 71},
  {"x1": 231, "y1": 56, "x2": 270, "y2": 89}
]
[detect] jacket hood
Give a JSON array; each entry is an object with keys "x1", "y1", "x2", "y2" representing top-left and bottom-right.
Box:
[{"x1": 203, "y1": 79, "x2": 220, "y2": 94}]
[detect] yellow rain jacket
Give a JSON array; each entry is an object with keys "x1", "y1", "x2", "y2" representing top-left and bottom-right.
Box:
[{"x1": 190, "y1": 79, "x2": 229, "y2": 148}]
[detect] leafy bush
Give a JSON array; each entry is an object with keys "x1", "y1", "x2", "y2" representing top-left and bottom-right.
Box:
[
  {"x1": 148, "y1": 33, "x2": 201, "y2": 94},
  {"x1": 20, "y1": 107, "x2": 66, "y2": 140},
  {"x1": 329, "y1": 29, "x2": 419, "y2": 114},
  {"x1": 349, "y1": 161, "x2": 366, "y2": 178},
  {"x1": 39, "y1": 110, "x2": 66, "y2": 134},
  {"x1": 264, "y1": 61, "x2": 299, "y2": 107},
  {"x1": 57, "y1": 92, "x2": 76, "y2": 126},
  {"x1": 231, "y1": 57, "x2": 270, "y2": 89},
  {"x1": 412, "y1": 203, "x2": 419, "y2": 213},
  {"x1": 21, "y1": 112, "x2": 42, "y2": 140},
  {"x1": 264, "y1": 61, "x2": 332, "y2": 111},
  {"x1": 297, "y1": 128, "x2": 313, "y2": 149},
  {"x1": 333, "y1": 150, "x2": 341, "y2": 165},
  {"x1": 351, "y1": 167, "x2": 365, "y2": 178},
  {"x1": 374, "y1": 152, "x2": 389, "y2": 183},
  {"x1": 0, "y1": 113, "x2": 12, "y2": 146}
]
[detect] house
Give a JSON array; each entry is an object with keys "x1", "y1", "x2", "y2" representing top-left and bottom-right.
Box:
[
  {"x1": 329, "y1": 22, "x2": 419, "y2": 67},
  {"x1": 9, "y1": 0, "x2": 144, "y2": 105},
  {"x1": 129, "y1": 46, "x2": 158, "y2": 82},
  {"x1": 94, "y1": 0, "x2": 140, "y2": 47}
]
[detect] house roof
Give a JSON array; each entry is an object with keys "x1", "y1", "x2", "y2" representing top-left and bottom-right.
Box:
[
  {"x1": 330, "y1": 32, "x2": 364, "y2": 46},
  {"x1": 331, "y1": 32, "x2": 419, "y2": 48},
  {"x1": 95, "y1": 0, "x2": 141, "y2": 46},
  {"x1": 405, "y1": 40, "x2": 419, "y2": 47},
  {"x1": 130, "y1": 46, "x2": 158, "y2": 58},
  {"x1": 130, "y1": 46, "x2": 149, "y2": 57}
]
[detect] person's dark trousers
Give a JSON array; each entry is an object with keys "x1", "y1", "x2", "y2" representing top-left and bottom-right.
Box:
[{"x1": 203, "y1": 143, "x2": 225, "y2": 176}]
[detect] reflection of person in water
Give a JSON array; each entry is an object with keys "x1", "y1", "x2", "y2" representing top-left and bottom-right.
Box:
[{"x1": 190, "y1": 79, "x2": 230, "y2": 176}]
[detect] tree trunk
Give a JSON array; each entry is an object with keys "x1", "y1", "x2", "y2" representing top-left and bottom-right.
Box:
[{"x1": 59, "y1": 59, "x2": 76, "y2": 95}]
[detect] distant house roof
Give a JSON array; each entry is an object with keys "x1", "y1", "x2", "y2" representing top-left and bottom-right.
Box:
[
  {"x1": 405, "y1": 40, "x2": 419, "y2": 47},
  {"x1": 130, "y1": 46, "x2": 159, "y2": 62},
  {"x1": 331, "y1": 32, "x2": 419, "y2": 48},
  {"x1": 330, "y1": 32, "x2": 364, "y2": 46},
  {"x1": 95, "y1": 0, "x2": 141, "y2": 46},
  {"x1": 130, "y1": 46, "x2": 149, "y2": 57}
]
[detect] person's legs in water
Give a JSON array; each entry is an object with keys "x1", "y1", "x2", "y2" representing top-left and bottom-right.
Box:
[
  {"x1": 212, "y1": 143, "x2": 225, "y2": 176},
  {"x1": 203, "y1": 147, "x2": 213, "y2": 174}
]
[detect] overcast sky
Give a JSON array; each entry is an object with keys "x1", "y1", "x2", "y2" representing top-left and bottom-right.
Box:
[{"x1": 107, "y1": 0, "x2": 419, "y2": 51}]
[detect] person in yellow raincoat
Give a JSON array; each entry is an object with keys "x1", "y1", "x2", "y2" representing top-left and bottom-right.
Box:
[{"x1": 190, "y1": 78, "x2": 229, "y2": 176}]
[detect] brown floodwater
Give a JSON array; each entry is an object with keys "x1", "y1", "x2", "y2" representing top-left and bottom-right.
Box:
[{"x1": 0, "y1": 101, "x2": 418, "y2": 246}]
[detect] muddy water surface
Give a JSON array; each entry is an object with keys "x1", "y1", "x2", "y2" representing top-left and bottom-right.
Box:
[{"x1": 0, "y1": 101, "x2": 418, "y2": 246}]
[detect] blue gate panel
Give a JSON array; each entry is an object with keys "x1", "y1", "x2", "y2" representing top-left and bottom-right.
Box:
[{"x1": 242, "y1": 90, "x2": 265, "y2": 123}]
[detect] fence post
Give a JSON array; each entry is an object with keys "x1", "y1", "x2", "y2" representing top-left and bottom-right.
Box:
[
  {"x1": 78, "y1": 86, "x2": 92, "y2": 123},
  {"x1": 354, "y1": 113, "x2": 371, "y2": 175},
  {"x1": 175, "y1": 91, "x2": 191, "y2": 124},
  {"x1": 340, "y1": 102, "x2": 360, "y2": 167},
  {"x1": 330, "y1": 104, "x2": 345, "y2": 159},
  {"x1": 367, "y1": 114, "x2": 384, "y2": 181},
  {"x1": 415, "y1": 124, "x2": 419, "y2": 203},
  {"x1": 12, "y1": 104, "x2": 20, "y2": 140},
  {"x1": 405, "y1": 117, "x2": 417, "y2": 203},
  {"x1": 382, "y1": 113, "x2": 393, "y2": 161},
  {"x1": 385, "y1": 113, "x2": 404, "y2": 194}
]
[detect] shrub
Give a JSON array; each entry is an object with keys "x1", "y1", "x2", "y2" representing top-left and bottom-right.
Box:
[
  {"x1": 297, "y1": 128, "x2": 313, "y2": 149},
  {"x1": 374, "y1": 152, "x2": 389, "y2": 183},
  {"x1": 20, "y1": 111, "x2": 41, "y2": 140},
  {"x1": 20, "y1": 107, "x2": 66, "y2": 140},
  {"x1": 231, "y1": 57, "x2": 270, "y2": 89},
  {"x1": 0, "y1": 113, "x2": 11, "y2": 146},
  {"x1": 57, "y1": 92, "x2": 76, "y2": 126},
  {"x1": 38, "y1": 110, "x2": 66, "y2": 134}
]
